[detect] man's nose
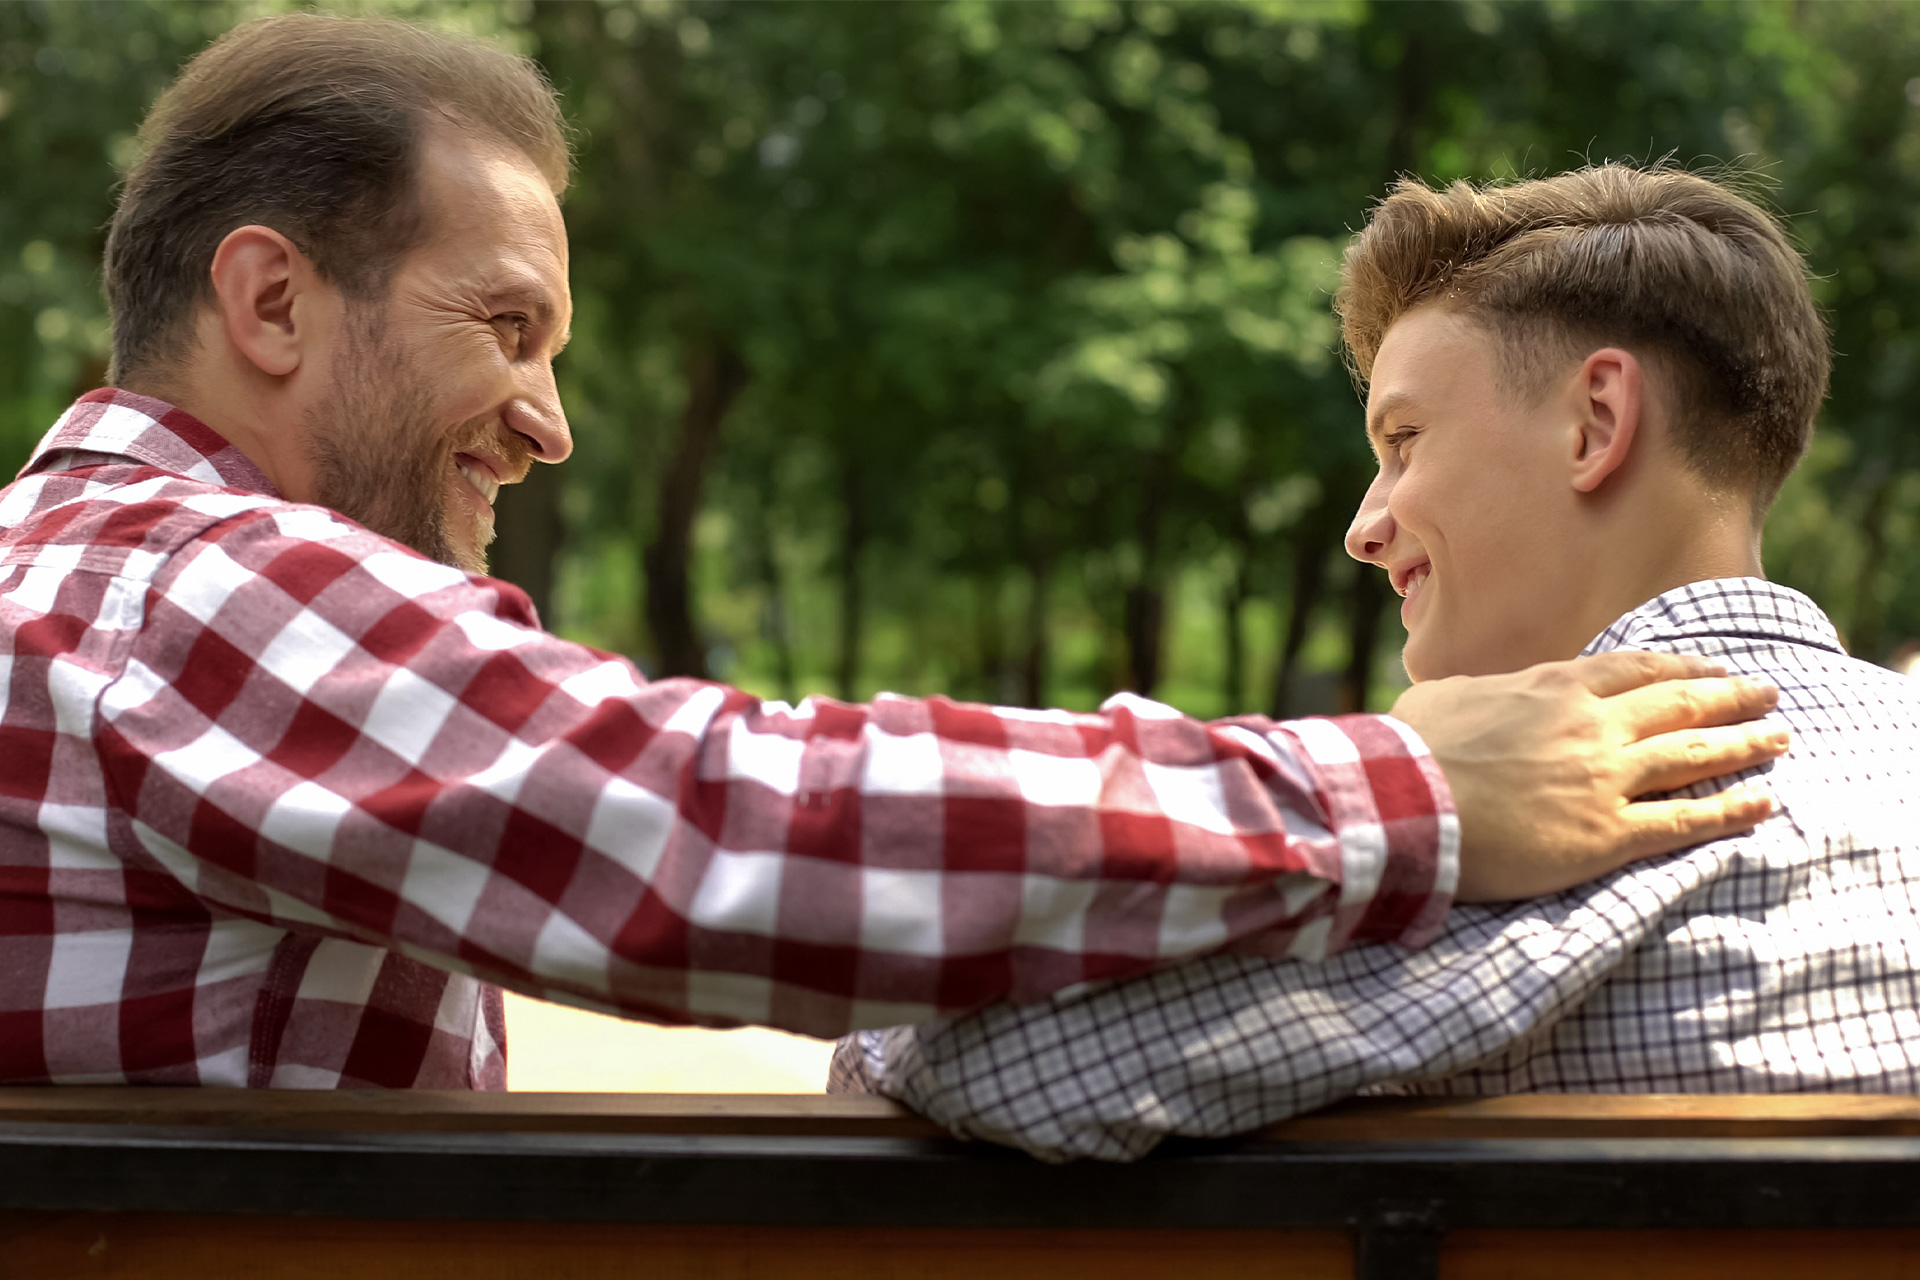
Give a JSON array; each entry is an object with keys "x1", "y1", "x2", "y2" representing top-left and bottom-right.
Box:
[
  {"x1": 506, "y1": 362, "x2": 572, "y2": 464},
  {"x1": 1344, "y1": 476, "x2": 1394, "y2": 565}
]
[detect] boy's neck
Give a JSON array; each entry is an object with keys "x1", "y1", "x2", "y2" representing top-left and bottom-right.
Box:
[{"x1": 1576, "y1": 477, "x2": 1764, "y2": 647}]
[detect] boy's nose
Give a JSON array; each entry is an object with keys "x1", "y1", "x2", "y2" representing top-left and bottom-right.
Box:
[{"x1": 1345, "y1": 479, "x2": 1394, "y2": 565}]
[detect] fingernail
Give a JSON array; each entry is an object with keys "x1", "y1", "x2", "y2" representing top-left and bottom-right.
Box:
[{"x1": 1769, "y1": 731, "x2": 1790, "y2": 750}]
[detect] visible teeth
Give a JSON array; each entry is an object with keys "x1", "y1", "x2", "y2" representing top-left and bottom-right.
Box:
[
  {"x1": 1401, "y1": 564, "x2": 1430, "y2": 598},
  {"x1": 457, "y1": 461, "x2": 500, "y2": 505}
]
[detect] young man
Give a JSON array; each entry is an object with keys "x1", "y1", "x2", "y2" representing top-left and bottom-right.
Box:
[
  {"x1": 833, "y1": 164, "x2": 1920, "y2": 1161},
  {"x1": 0, "y1": 16, "x2": 1781, "y2": 1089}
]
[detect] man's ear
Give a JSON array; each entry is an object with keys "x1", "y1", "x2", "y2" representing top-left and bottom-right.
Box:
[
  {"x1": 206, "y1": 225, "x2": 319, "y2": 379},
  {"x1": 1567, "y1": 346, "x2": 1644, "y2": 494}
]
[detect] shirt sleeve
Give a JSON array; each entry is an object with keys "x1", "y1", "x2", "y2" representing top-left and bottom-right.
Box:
[
  {"x1": 91, "y1": 505, "x2": 1457, "y2": 1038},
  {"x1": 843, "y1": 839, "x2": 1736, "y2": 1160}
]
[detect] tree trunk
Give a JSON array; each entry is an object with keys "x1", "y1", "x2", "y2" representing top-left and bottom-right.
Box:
[
  {"x1": 1014, "y1": 455, "x2": 1054, "y2": 709},
  {"x1": 1272, "y1": 513, "x2": 1333, "y2": 717},
  {"x1": 835, "y1": 456, "x2": 866, "y2": 701},
  {"x1": 1340, "y1": 561, "x2": 1391, "y2": 714},
  {"x1": 487, "y1": 457, "x2": 565, "y2": 626},
  {"x1": 751, "y1": 506, "x2": 796, "y2": 703},
  {"x1": 1123, "y1": 448, "x2": 1173, "y2": 695},
  {"x1": 641, "y1": 338, "x2": 748, "y2": 678},
  {"x1": 976, "y1": 572, "x2": 1006, "y2": 703},
  {"x1": 1122, "y1": 583, "x2": 1164, "y2": 695},
  {"x1": 1850, "y1": 466, "x2": 1896, "y2": 660},
  {"x1": 1223, "y1": 548, "x2": 1249, "y2": 714},
  {"x1": 1021, "y1": 555, "x2": 1049, "y2": 708}
]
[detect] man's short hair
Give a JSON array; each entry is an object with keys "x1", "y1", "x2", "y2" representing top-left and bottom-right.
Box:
[
  {"x1": 1335, "y1": 164, "x2": 1830, "y2": 507},
  {"x1": 105, "y1": 13, "x2": 570, "y2": 384}
]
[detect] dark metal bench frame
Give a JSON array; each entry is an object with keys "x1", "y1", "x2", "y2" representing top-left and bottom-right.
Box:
[{"x1": 6, "y1": 1092, "x2": 1920, "y2": 1280}]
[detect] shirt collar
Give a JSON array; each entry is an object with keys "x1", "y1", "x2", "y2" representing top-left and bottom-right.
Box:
[
  {"x1": 19, "y1": 388, "x2": 279, "y2": 497},
  {"x1": 1584, "y1": 577, "x2": 1846, "y2": 658}
]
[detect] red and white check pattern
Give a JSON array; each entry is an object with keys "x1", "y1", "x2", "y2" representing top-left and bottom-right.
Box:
[{"x1": 0, "y1": 389, "x2": 1456, "y2": 1089}]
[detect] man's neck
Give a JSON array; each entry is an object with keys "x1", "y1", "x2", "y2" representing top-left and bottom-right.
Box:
[{"x1": 121, "y1": 353, "x2": 315, "y2": 504}]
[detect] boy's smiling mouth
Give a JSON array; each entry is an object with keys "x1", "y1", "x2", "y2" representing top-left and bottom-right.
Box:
[
  {"x1": 1393, "y1": 558, "x2": 1432, "y2": 627},
  {"x1": 1392, "y1": 559, "x2": 1431, "y2": 599}
]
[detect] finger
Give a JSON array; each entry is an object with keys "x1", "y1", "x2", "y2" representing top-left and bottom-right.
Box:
[
  {"x1": 1616, "y1": 785, "x2": 1779, "y2": 863},
  {"x1": 1625, "y1": 723, "x2": 1792, "y2": 795},
  {"x1": 1608, "y1": 674, "x2": 1781, "y2": 739},
  {"x1": 1562, "y1": 650, "x2": 1730, "y2": 698}
]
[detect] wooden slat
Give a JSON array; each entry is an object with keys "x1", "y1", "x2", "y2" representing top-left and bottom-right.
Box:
[
  {"x1": 1268, "y1": 1092, "x2": 1920, "y2": 1140},
  {"x1": 0, "y1": 1087, "x2": 943, "y2": 1137},
  {"x1": 0, "y1": 1214, "x2": 1353, "y2": 1280},
  {"x1": 8, "y1": 1213, "x2": 1920, "y2": 1280},
  {"x1": 5, "y1": 1088, "x2": 1920, "y2": 1141},
  {"x1": 1439, "y1": 1230, "x2": 1920, "y2": 1279}
]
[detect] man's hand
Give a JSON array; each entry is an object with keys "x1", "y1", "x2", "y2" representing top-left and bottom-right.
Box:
[{"x1": 1390, "y1": 651, "x2": 1788, "y2": 903}]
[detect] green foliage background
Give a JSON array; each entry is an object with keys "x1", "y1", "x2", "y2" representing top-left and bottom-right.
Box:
[{"x1": 4, "y1": 0, "x2": 1917, "y2": 716}]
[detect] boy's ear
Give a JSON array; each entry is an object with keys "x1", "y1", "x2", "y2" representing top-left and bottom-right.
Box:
[
  {"x1": 1568, "y1": 346, "x2": 1644, "y2": 494},
  {"x1": 205, "y1": 224, "x2": 319, "y2": 378}
]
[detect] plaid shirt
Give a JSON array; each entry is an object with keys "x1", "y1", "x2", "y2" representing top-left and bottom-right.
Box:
[
  {"x1": 835, "y1": 578, "x2": 1920, "y2": 1160},
  {"x1": 0, "y1": 390, "x2": 1455, "y2": 1089}
]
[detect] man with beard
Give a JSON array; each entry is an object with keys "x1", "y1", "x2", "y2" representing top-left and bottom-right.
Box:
[
  {"x1": 832, "y1": 165, "x2": 1920, "y2": 1162},
  {"x1": 0, "y1": 17, "x2": 1784, "y2": 1089}
]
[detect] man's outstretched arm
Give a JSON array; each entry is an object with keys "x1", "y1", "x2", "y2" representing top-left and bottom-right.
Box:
[
  {"x1": 94, "y1": 506, "x2": 1451, "y2": 1036},
  {"x1": 92, "y1": 508, "x2": 1780, "y2": 1037}
]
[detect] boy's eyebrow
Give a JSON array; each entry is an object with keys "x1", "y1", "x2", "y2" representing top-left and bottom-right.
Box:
[{"x1": 1366, "y1": 390, "x2": 1419, "y2": 448}]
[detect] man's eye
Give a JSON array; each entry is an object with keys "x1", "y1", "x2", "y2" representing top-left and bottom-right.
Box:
[
  {"x1": 489, "y1": 314, "x2": 534, "y2": 354},
  {"x1": 1384, "y1": 427, "x2": 1418, "y2": 457}
]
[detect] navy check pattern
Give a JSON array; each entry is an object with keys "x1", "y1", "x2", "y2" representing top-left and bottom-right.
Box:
[{"x1": 834, "y1": 579, "x2": 1920, "y2": 1160}]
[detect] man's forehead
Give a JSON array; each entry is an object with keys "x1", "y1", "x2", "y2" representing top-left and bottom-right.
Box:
[
  {"x1": 409, "y1": 122, "x2": 572, "y2": 318},
  {"x1": 417, "y1": 124, "x2": 567, "y2": 254}
]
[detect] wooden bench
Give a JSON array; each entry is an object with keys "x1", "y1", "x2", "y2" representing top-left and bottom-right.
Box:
[{"x1": 5, "y1": 1090, "x2": 1920, "y2": 1278}]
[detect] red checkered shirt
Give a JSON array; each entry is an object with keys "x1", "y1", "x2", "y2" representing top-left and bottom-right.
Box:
[{"x1": 0, "y1": 389, "x2": 1457, "y2": 1089}]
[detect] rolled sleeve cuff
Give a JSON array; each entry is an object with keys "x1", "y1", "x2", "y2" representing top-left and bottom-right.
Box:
[{"x1": 1296, "y1": 712, "x2": 1459, "y2": 953}]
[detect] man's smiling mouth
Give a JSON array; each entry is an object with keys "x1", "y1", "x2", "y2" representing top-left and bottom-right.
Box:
[{"x1": 455, "y1": 454, "x2": 501, "y2": 505}]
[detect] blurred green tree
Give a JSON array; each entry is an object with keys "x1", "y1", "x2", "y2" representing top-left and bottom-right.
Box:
[{"x1": 2, "y1": 0, "x2": 1914, "y2": 718}]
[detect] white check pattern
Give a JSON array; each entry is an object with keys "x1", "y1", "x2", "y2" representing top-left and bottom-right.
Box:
[{"x1": 833, "y1": 579, "x2": 1920, "y2": 1160}]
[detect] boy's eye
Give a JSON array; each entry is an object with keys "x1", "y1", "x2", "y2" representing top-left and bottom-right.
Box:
[{"x1": 1384, "y1": 426, "x2": 1418, "y2": 457}]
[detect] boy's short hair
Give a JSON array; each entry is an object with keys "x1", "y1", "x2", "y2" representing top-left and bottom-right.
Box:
[
  {"x1": 105, "y1": 12, "x2": 570, "y2": 385},
  {"x1": 1336, "y1": 164, "x2": 1829, "y2": 507}
]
